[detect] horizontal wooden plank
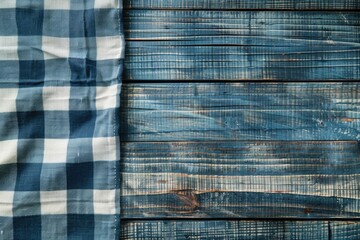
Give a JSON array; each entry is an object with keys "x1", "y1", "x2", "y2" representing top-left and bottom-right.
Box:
[
  {"x1": 125, "y1": 0, "x2": 360, "y2": 10},
  {"x1": 120, "y1": 141, "x2": 360, "y2": 218},
  {"x1": 121, "y1": 220, "x2": 329, "y2": 239},
  {"x1": 331, "y1": 221, "x2": 360, "y2": 239},
  {"x1": 121, "y1": 83, "x2": 360, "y2": 141},
  {"x1": 124, "y1": 11, "x2": 360, "y2": 81}
]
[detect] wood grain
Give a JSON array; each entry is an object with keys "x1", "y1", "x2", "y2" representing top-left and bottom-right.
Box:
[
  {"x1": 124, "y1": 11, "x2": 360, "y2": 81},
  {"x1": 125, "y1": 0, "x2": 360, "y2": 10},
  {"x1": 331, "y1": 221, "x2": 360, "y2": 239},
  {"x1": 120, "y1": 141, "x2": 360, "y2": 218},
  {"x1": 121, "y1": 220, "x2": 329, "y2": 239},
  {"x1": 121, "y1": 83, "x2": 360, "y2": 141}
]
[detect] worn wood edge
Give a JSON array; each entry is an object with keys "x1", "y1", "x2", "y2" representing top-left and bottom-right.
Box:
[{"x1": 125, "y1": 0, "x2": 360, "y2": 10}]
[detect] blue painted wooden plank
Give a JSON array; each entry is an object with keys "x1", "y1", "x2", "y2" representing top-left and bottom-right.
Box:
[
  {"x1": 122, "y1": 141, "x2": 360, "y2": 176},
  {"x1": 331, "y1": 222, "x2": 360, "y2": 239},
  {"x1": 121, "y1": 191, "x2": 360, "y2": 218},
  {"x1": 121, "y1": 141, "x2": 360, "y2": 218},
  {"x1": 121, "y1": 220, "x2": 329, "y2": 239},
  {"x1": 121, "y1": 83, "x2": 360, "y2": 141},
  {"x1": 126, "y1": 0, "x2": 360, "y2": 10},
  {"x1": 124, "y1": 11, "x2": 360, "y2": 81}
]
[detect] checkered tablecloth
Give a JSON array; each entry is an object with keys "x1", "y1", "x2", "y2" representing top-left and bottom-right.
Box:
[{"x1": 0, "y1": 0, "x2": 123, "y2": 239}]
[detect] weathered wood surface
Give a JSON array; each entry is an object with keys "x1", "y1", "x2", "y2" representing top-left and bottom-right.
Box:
[
  {"x1": 126, "y1": 0, "x2": 360, "y2": 10},
  {"x1": 121, "y1": 220, "x2": 330, "y2": 239},
  {"x1": 121, "y1": 83, "x2": 360, "y2": 141},
  {"x1": 121, "y1": 220, "x2": 360, "y2": 239},
  {"x1": 124, "y1": 11, "x2": 360, "y2": 81},
  {"x1": 120, "y1": 141, "x2": 360, "y2": 218},
  {"x1": 331, "y1": 221, "x2": 360, "y2": 239},
  {"x1": 121, "y1": 0, "x2": 360, "y2": 236}
]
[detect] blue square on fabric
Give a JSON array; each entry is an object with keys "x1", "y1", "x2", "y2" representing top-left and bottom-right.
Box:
[
  {"x1": 0, "y1": 9, "x2": 17, "y2": 36},
  {"x1": 13, "y1": 191, "x2": 41, "y2": 216},
  {"x1": 69, "y1": 87, "x2": 97, "y2": 111},
  {"x1": 19, "y1": 60, "x2": 45, "y2": 82},
  {"x1": 69, "y1": 110, "x2": 96, "y2": 138},
  {"x1": 69, "y1": 58, "x2": 97, "y2": 84},
  {"x1": 0, "y1": 112, "x2": 18, "y2": 141},
  {"x1": 67, "y1": 190, "x2": 94, "y2": 214},
  {"x1": 44, "y1": 59, "x2": 71, "y2": 82},
  {"x1": 93, "y1": 109, "x2": 115, "y2": 137},
  {"x1": 16, "y1": 87, "x2": 43, "y2": 112},
  {"x1": 16, "y1": 9, "x2": 43, "y2": 36},
  {"x1": 44, "y1": 111, "x2": 70, "y2": 138},
  {"x1": 69, "y1": 38, "x2": 97, "y2": 63},
  {"x1": 17, "y1": 36, "x2": 44, "y2": 60},
  {"x1": 0, "y1": 217, "x2": 13, "y2": 240},
  {"x1": 13, "y1": 216, "x2": 41, "y2": 240},
  {"x1": 69, "y1": 10, "x2": 96, "y2": 37},
  {"x1": 67, "y1": 138, "x2": 93, "y2": 163},
  {"x1": 40, "y1": 163, "x2": 67, "y2": 191},
  {"x1": 43, "y1": 10, "x2": 70, "y2": 37},
  {"x1": 93, "y1": 161, "x2": 116, "y2": 190},
  {"x1": 15, "y1": 163, "x2": 42, "y2": 191},
  {"x1": 17, "y1": 139, "x2": 44, "y2": 163},
  {"x1": 66, "y1": 162, "x2": 94, "y2": 189},
  {"x1": 96, "y1": 60, "x2": 122, "y2": 84},
  {"x1": 70, "y1": 0, "x2": 95, "y2": 10},
  {"x1": 67, "y1": 214, "x2": 94, "y2": 239},
  {"x1": 41, "y1": 215, "x2": 67, "y2": 240},
  {"x1": 17, "y1": 0, "x2": 44, "y2": 8},
  {"x1": 0, "y1": 61, "x2": 20, "y2": 83},
  {"x1": 94, "y1": 215, "x2": 117, "y2": 240},
  {"x1": 0, "y1": 164, "x2": 17, "y2": 190},
  {"x1": 17, "y1": 111, "x2": 45, "y2": 139},
  {"x1": 94, "y1": 9, "x2": 120, "y2": 37}
]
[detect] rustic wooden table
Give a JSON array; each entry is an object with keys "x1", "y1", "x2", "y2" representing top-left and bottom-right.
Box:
[{"x1": 120, "y1": 0, "x2": 360, "y2": 238}]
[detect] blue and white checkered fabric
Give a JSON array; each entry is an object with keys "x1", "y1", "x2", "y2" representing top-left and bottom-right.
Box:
[{"x1": 0, "y1": 0, "x2": 123, "y2": 239}]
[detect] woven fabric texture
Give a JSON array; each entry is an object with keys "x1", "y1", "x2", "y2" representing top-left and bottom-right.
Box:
[{"x1": 0, "y1": 0, "x2": 123, "y2": 239}]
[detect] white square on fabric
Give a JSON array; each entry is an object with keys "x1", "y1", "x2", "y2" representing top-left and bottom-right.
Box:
[
  {"x1": 40, "y1": 191, "x2": 67, "y2": 214},
  {"x1": 0, "y1": 36, "x2": 18, "y2": 60},
  {"x1": 94, "y1": 0, "x2": 119, "y2": 8},
  {"x1": 42, "y1": 37, "x2": 70, "y2": 60},
  {"x1": 0, "y1": 191, "x2": 14, "y2": 217},
  {"x1": 0, "y1": 140, "x2": 17, "y2": 165},
  {"x1": 0, "y1": 0, "x2": 16, "y2": 8},
  {"x1": 0, "y1": 88, "x2": 18, "y2": 112},
  {"x1": 43, "y1": 86, "x2": 70, "y2": 111},
  {"x1": 44, "y1": 0, "x2": 70, "y2": 10},
  {"x1": 93, "y1": 190, "x2": 116, "y2": 214},
  {"x1": 92, "y1": 137, "x2": 116, "y2": 161},
  {"x1": 96, "y1": 85, "x2": 118, "y2": 110},
  {"x1": 96, "y1": 36, "x2": 123, "y2": 60},
  {"x1": 44, "y1": 139, "x2": 69, "y2": 163}
]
